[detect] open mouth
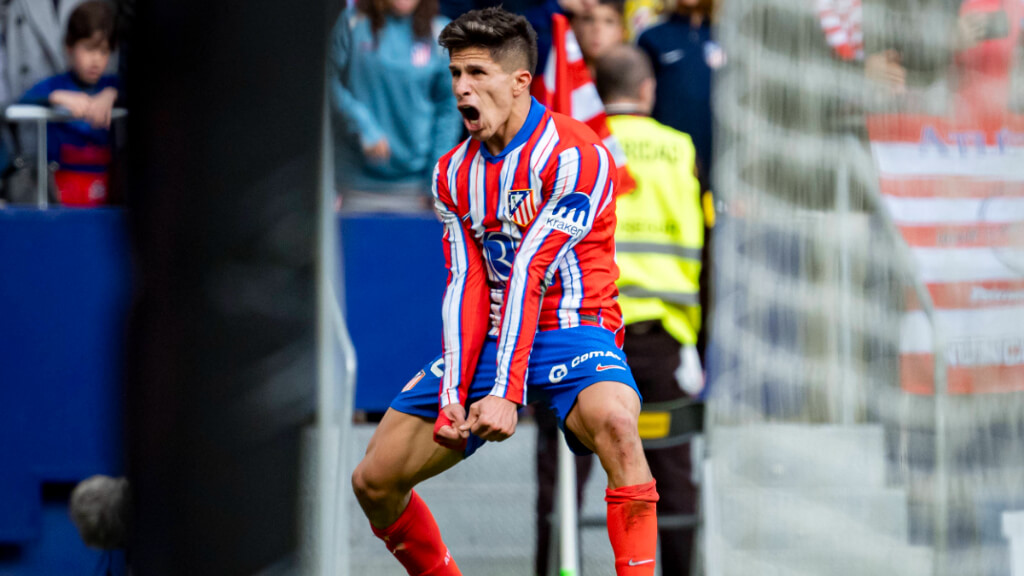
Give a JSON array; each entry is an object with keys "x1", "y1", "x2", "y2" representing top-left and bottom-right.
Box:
[{"x1": 458, "y1": 105, "x2": 481, "y2": 130}]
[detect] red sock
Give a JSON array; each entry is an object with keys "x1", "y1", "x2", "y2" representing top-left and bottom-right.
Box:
[
  {"x1": 371, "y1": 491, "x2": 461, "y2": 576},
  {"x1": 605, "y1": 480, "x2": 659, "y2": 575}
]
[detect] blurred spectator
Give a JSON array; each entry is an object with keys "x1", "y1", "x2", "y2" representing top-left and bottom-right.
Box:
[
  {"x1": 4, "y1": 0, "x2": 89, "y2": 104},
  {"x1": 531, "y1": 401, "x2": 595, "y2": 576},
  {"x1": 569, "y1": 0, "x2": 626, "y2": 73},
  {"x1": 862, "y1": 0, "x2": 958, "y2": 97},
  {"x1": 599, "y1": 44, "x2": 706, "y2": 576},
  {"x1": 18, "y1": 0, "x2": 120, "y2": 207},
  {"x1": 3, "y1": 0, "x2": 90, "y2": 170},
  {"x1": 531, "y1": 7, "x2": 629, "y2": 573},
  {"x1": 330, "y1": 0, "x2": 460, "y2": 212},
  {"x1": 533, "y1": 44, "x2": 709, "y2": 576},
  {"x1": 864, "y1": 0, "x2": 1021, "y2": 118},
  {"x1": 637, "y1": 0, "x2": 721, "y2": 188}
]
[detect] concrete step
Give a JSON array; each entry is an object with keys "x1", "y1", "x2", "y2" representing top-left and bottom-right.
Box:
[
  {"x1": 711, "y1": 424, "x2": 887, "y2": 488},
  {"x1": 715, "y1": 485, "x2": 910, "y2": 549},
  {"x1": 714, "y1": 545, "x2": 934, "y2": 576}
]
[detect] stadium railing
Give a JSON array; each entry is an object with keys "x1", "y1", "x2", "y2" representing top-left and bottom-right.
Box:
[{"x1": 3, "y1": 104, "x2": 127, "y2": 209}]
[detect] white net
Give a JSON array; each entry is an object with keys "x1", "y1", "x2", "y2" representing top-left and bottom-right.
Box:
[{"x1": 706, "y1": 0, "x2": 1024, "y2": 575}]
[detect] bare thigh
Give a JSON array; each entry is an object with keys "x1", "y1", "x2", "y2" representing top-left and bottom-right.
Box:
[{"x1": 353, "y1": 408, "x2": 464, "y2": 527}]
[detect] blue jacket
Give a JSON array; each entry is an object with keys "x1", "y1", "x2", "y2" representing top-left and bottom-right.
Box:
[
  {"x1": 330, "y1": 9, "x2": 461, "y2": 194},
  {"x1": 20, "y1": 71, "x2": 119, "y2": 172},
  {"x1": 638, "y1": 15, "x2": 717, "y2": 183}
]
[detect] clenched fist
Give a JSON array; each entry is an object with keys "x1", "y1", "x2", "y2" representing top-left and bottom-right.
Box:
[{"x1": 462, "y1": 395, "x2": 518, "y2": 442}]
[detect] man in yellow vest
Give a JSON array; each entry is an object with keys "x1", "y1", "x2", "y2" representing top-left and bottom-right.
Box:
[{"x1": 597, "y1": 44, "x2": 707, "y2": 575}]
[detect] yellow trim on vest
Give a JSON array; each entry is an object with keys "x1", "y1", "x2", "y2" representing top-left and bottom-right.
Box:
[
  {"x1": 638, "y1": 411, "x2": 672, "y2": 439},
  {"x1": 703, "y1": 191, "x2": 716, "y2": 228}
]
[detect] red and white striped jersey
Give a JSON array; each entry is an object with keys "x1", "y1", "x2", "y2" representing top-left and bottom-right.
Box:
[{"x1": 433, "y1": 97, "x2": 622, "y2": 408}]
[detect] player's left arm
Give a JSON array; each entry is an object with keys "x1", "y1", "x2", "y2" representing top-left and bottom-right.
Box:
[{"x1": 465, "y1": 143, "x2": 616, "y2": 441}]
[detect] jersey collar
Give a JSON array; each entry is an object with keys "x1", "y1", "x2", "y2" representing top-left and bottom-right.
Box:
[{"x1": 480, "y1": 96, "x2": 545, "y2": 163}]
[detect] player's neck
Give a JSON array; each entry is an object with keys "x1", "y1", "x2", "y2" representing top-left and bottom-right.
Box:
[{"x1": 485, "y1": 96, "x2": 532, "y2": 156}]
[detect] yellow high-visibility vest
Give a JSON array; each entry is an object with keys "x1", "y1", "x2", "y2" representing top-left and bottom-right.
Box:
[{"x1": 609, "y1": 114, "x2": 704, "y2": 345}]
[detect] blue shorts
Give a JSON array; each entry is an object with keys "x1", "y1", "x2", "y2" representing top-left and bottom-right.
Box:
[{"x1": 390, "y1": 326, "x2": 641, "y2": 457}]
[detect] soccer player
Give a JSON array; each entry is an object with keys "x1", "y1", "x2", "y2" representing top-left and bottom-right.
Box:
[{"x1": 350, "y1": 7, "x2": 659, "y2": 576}]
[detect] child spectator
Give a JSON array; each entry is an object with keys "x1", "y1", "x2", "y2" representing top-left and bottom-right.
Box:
[
  {"x1": 570, "y1": 0, "x2": 626, "y2": 74},
  {"x1": 5, "y1": 0, "x2": 90, "y2": 104},
  {"x1": 19, "y1": 0, "x2": 120, "y2": 207},
  {"x1": 4, "y1": 0, "x2": 90, "y2": 163}
]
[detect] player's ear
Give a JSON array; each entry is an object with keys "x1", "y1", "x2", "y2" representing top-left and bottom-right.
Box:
[{"x1": 511, "y1": 69, "x2": 533, "y2": 97}]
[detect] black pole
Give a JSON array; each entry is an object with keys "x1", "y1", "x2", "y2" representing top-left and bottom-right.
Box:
[{"x1": 125, "y1": 1, "x2": 331, "y2": 573}]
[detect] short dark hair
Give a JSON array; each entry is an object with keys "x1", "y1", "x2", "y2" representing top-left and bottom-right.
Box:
[
  {"x1": 65, "y1": 0, "x2": 117, "y2": 49},
  {"x1": 594, "y1": 45, "x2": 654, "y2": 102},
  {"x1": 438, "y1": 7, "x2": 538, "y2": 76}
]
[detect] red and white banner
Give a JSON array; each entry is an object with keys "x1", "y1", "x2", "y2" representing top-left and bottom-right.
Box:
[
  {"x1": 532, "y1": 13, "x2": 636, "y2": 194},
  {"x1": 869, "y1": 0, "x2": 1024, "y2": 394},
  {"x1": 870, "y1": 115, "x2": 1024, "y2": 395}
]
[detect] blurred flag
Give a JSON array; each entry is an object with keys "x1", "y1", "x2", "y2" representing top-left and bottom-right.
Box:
[
  {"x1": 533, "y1": 13, "x2": 637, "y2": 194},
  {"x1": 816, "y1": 0, "x2": 863, "y2": 61}
]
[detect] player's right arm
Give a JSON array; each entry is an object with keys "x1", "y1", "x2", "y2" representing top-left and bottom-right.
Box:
[{"x1": 432, "y1": 160, "x2": 490, "y2": 447}]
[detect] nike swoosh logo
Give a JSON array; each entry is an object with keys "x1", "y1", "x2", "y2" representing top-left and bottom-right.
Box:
[
  {"x1": 628, "y1": 558, "x2": 654, "y2": 566},
  {"x1": 595, "y1": 364, "x2": 626, "y2": 371}
]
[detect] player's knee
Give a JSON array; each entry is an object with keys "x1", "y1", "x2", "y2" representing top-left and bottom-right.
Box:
[
  {"x1": 351, "y1": 461, "x2": 394, "y2": 508},
  {"x1": 592, "y1": 409, "x2": 641, "y2": 457}
]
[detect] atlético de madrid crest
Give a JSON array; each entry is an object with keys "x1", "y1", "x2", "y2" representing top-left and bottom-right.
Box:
[{"x1": 506, "y1": 188, "x2": 538, "y2": 228}]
